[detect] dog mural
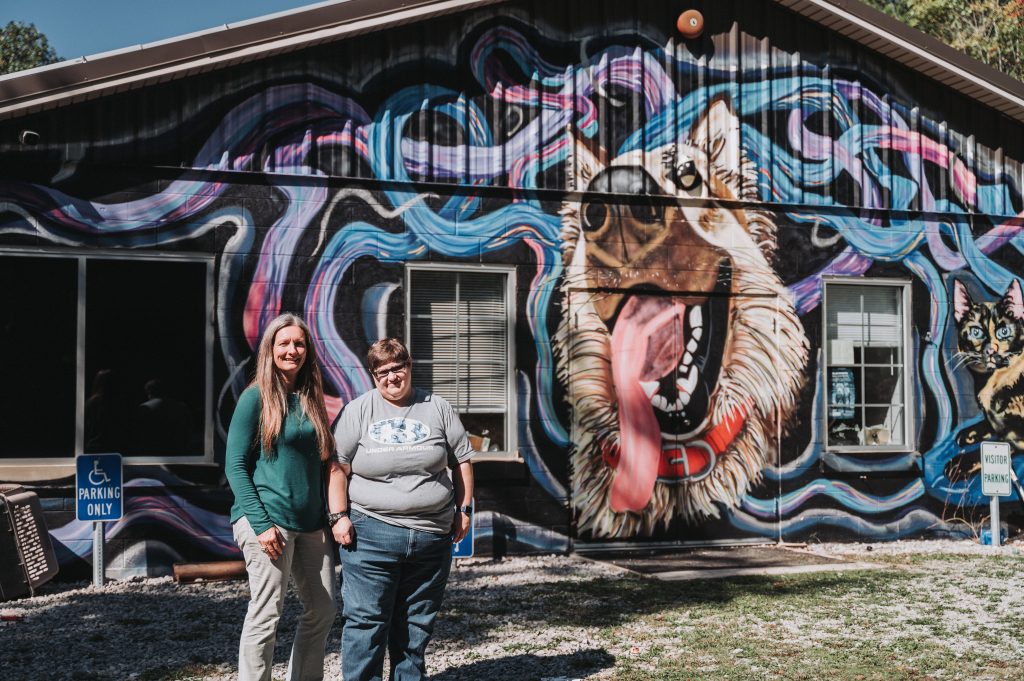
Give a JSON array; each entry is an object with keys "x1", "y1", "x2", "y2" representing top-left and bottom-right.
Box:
[{"x1": 557, "y1": 96, "x2": 809, "y2": 537}]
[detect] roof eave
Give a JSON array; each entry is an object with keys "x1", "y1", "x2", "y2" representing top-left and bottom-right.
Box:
[
  {"x1": 0, "y1": 0, "x2": 507, "y2": 122},
  {"x1": 778, "y1": 0, "x2": 1024, "y2": 122},
  {"x1": 2, "y1": 0, "x2": 1024, "y2": 125}
]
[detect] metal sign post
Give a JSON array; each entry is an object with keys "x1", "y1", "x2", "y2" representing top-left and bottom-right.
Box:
[
  {"x1": 92, "y1": 522, "x2": 104, "y2": 587},
  {"x1": 980, "y1": 441, "x2": 1012, "y2": 547},
  {"x1": 75, "y1": 454, "x2": 123, "y2": 587}
]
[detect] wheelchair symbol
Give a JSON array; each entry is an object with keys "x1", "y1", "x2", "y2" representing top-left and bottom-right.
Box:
[{"x1": 88, "y1": 460, "x2": 111, "y2": 485}]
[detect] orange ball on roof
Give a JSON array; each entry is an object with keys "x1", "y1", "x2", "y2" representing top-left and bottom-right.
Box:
[{"x1": 677, "y1": 10, "x2": 704, "y2": 39}]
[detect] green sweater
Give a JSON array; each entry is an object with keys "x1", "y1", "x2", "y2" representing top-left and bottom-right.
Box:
[{"x1": 225, "y1": 387, "x2": 325, "y2": 534}]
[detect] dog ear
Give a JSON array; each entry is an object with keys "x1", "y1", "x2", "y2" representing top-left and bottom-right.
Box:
[
  {"x1": 561, "y1": 127, "x2": 607, "y2": 260},
  {"x1": 565, "y1": 125, "x2": 606, "y2": 192},
  {"x1": 688, "y1": 95, "x2": 739, "y2": 166}
]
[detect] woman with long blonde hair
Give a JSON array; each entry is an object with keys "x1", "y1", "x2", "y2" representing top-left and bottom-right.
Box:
[{"x1": 226, "y1": 313, "x2": 337, "y2": 681}]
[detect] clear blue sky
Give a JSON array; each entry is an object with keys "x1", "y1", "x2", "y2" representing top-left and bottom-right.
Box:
[{"x1": 3, "y1": 0, "x2": 326, "y2": 59}]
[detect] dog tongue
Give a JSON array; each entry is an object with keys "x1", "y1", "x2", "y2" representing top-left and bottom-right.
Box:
[{"x1": 609, "y1": 296, "x2": 689, "y2": 512}]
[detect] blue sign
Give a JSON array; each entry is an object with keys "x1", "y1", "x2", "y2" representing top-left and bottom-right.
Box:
[
  {"x1": 452, "y1": 501, "x2": 475, "y2": 558},
  {"x1": 829, "y1": 367, "x2": 856, "y2": 419},
  {"x1": 76, "y1": 454, "x2": 123, "y2": 522}
]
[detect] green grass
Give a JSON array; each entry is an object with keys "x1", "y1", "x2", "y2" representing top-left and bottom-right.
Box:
[{"x1": 442, "y1": 553, "x2": 1024, "y2": 680}]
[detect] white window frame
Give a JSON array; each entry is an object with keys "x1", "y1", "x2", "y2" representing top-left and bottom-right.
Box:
[
  {"x1": 405, "y1": 263, "x2": 519, "y2": 462},
  {"x1": 821, "y1": 276, "x2": 914, "y2": 453},
  {"x1": 0, "y1": 247, "x2": 216, "y2": 478}
]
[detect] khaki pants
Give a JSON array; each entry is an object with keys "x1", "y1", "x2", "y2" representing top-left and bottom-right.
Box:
[{"x1": 233, "y1": 516, "x2": 337, "y2": 681}]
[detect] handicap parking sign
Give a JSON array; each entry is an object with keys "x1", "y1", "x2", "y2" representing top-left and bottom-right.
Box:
[{"x1": 76, "y1": 453, "x2": 123, "y2": 522}]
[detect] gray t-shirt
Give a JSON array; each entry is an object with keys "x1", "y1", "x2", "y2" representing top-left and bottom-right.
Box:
[{"x1": 333, "y1": 388, "x2": 474, "y2": 534}]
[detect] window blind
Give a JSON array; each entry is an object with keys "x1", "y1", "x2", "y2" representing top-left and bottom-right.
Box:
[
  {"x1": 409, "y1": 270, "x2": 508, "y2": 412},
  {"x1": 826, "y1": 284, "x2": 903, "y2": 346}
]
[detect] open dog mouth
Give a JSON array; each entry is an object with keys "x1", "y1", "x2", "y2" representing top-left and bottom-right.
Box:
[{"x1": 605, "y1": 266, "x2": 731, "y2": 512}]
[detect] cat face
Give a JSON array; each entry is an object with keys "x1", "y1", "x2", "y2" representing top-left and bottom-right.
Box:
[{"x1": 953, "y1": 279, "x2": 1024, "y2": 373}]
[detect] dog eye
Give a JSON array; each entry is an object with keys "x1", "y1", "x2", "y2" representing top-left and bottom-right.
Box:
[
  {"x1": 675, "y1": 159, "x2": 702, "y2": 191},
  {"x1": 628, "y1": 201, "x2": 664, "y2": 224},
  {"x1": 583, "y1": 201, "x2": 608, "y2": 232}
]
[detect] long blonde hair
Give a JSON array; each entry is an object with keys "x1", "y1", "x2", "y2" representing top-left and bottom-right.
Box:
[{"x1": 253, "y1": 313, "x2": 335, "y2": 461}]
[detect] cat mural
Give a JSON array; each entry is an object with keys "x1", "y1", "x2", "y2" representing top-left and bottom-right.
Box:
[
  {"x1": 557, "y1": 96, "x2": 809, "y2": 538},
  {"x1": 953, "y1": 279, "x2": 1024, "y2": 450}
]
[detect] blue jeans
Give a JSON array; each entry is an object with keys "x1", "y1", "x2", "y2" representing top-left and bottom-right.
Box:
[{"x1": 339, "y1": 509, "x2": 453, "y2": 681}]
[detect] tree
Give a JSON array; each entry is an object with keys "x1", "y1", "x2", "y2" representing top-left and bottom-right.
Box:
[
  {"x1": 863, "y1": 0, "x2": 1024, "y2": 81},
  {"x1": 0, "y1": 21, "x2": 60, "y2": 75}
]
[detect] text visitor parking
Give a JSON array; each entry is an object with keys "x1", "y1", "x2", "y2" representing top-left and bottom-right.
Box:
[{"x1": 981, "y1": 442, "x2": 1012, "y2": 497}]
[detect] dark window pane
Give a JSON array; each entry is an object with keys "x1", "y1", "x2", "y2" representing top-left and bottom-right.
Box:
[
  {"x1": 461, "y1": 413, "x2": 505, "y2": 452},
  {"x1": 0, "y1": 256, "x2": 77, "y2": 458},
  {"x1": 85, "y1": 259, "x2": 207, "y2": 456},
  {"x1": 863, "y1": 367, "x2": 904, "y2": 406}
]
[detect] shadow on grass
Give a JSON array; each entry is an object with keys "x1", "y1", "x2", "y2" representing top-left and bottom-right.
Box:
[
  {"x1": 431, "y1": 648, "x2": 615, "y2": 681},
  {"x1": 439, "y1": 564, "x2": 906, "y2": 634},
  {"x1": 8, "y1": 560, "x2": 913, "y2": 680}
]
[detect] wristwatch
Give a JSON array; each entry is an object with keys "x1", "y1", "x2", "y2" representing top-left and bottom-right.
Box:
[
  {"x1": 458, "y1": 505, "x2": 473, "y2": 516},
  {"x1": 327, "y1": 510, "x2": 350, "y2": 527}
]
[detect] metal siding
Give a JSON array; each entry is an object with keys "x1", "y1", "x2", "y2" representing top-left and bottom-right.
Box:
[
  {"x1": 5, "y1": 0, "x2": 1024, "y2": 559},
  {"x1": 2, "y1": 0, "x2": 1020, "y2": 218}
]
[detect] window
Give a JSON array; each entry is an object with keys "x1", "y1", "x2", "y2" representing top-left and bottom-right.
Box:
[
  {"x1": 407, "y1": 265, "x2": 516, "y2": 459},
  {"x1": 823, "y1": 279, "x2": 912, "y2": 451},
  {"x1": 1, "y1": 256, "x2": 78, "y2": 458},
  {"x1": 0, "y1": 250, "x2": 213, "y2": 465}
]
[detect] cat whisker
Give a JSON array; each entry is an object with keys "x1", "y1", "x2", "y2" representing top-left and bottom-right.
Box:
[
  {"x1": 947, "y1": 352, "x2": 977, "y2": 372},
  {"x1": 951, "y1": 357, "x2": 972, "y2": 372}
]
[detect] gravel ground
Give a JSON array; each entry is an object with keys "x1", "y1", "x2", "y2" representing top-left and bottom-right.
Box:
[
  {"x1": 2, "y1": 540, "x2": 1022, "y2": 680},
  {"x1": 802, "y1": 537, "x2": 1024, "y2": 557}
]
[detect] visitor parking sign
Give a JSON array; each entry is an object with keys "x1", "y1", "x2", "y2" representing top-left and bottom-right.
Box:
[
  {"x1": 76, "y1": 453, "x2": 123, "y2": 521},
  {"x1": 980, "y1": 441, "x2": 1012, "y2": 497}
]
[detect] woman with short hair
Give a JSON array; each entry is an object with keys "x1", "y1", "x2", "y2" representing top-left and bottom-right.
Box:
[
  {"x1": 226, "y1": 313, "x2": 337, "y2": 681},
  {"x1": 328, "y1": 337, "x2": 474, "y2": 681}
]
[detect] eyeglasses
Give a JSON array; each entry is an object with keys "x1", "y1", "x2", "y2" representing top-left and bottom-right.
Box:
[{"x1": 372, "y1": 363, "x2": 409, "y2": 380}]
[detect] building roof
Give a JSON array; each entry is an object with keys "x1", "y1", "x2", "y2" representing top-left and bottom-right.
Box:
[{"x1": 1, "y1": 0, "x2": 1023, "y2": 123}]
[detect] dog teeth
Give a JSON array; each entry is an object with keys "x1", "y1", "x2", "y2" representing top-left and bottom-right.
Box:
[
  {"x1": 686, "y1": 338, "x2": 698, "y2": 353},
  {"x1": 682, "y1": 351, "x2": 692, "y2": 366},
  {"x1": 689, "y1": 306, "x2": 702, "y2": 329},
  {"x1": 652, "y1": 393, "x2": 690, "y2": 413},
  {"x1": 640, "y1": 380, "x2": 659, "y2": 399},
  {"x1": 676, "y1": 365, "x2": 698, "y2": 395},
  {"x1": 692, "y1": 326, "x2": 702, "y2": 341}
]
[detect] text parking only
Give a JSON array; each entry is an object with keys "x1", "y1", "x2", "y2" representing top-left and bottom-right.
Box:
[{"x1": 76, "y1": 453, "x2": 123, "y2": 521}]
